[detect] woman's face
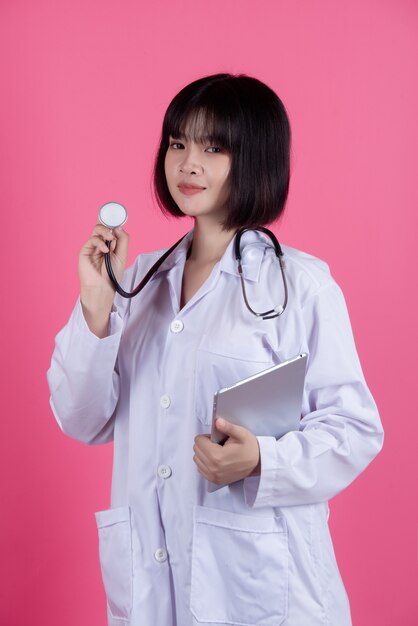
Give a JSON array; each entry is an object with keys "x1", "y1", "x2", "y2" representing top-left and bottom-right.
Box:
[{"x1": 164, "y1": 129, "x2": 232, "y2": 224}]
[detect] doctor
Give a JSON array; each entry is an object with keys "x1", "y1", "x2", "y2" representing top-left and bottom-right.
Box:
[{"x1": 47, "y1": 73, "x2": 384, "y2": 626}]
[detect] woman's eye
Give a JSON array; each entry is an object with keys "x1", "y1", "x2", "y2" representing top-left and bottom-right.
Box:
[
  {"x1": 168, "y1": 141, "x2": 223, "y2": 153},
  {"x1": 169, "y1": 142, "x2": 184, "y2": 150}
]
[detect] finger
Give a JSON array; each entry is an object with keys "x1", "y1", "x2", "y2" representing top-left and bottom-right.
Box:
[
  {"x1": 193, "y1": 454, "x2": 211, "y2": 477},
  {"x1": 82, "y1": 235, "x2": 110, "y2": 255},
  {"x1": 194, "y1": 434, "x2": 211, "y2": 444},
  {"x1": 193, "y1": 442, "x2": 213, "y2": 466},
  {"x1": 194, "y1": 440, "x2": 224, "y2": 470},
  {"x1": 194, "y1": 454, "x2": 226, "y2": 485},
  {"x1": 111, "y1": 227, "x2": 129, "y2": 260},
  {"x1": 194, "y1": 435, "x2": 218, "y2": 455},
  {"x1": 91, "y1": 224, "x2": 116, "y2": 241},
  {"x1": 216, "y1": 418, "x2": 247, "y2": 441}
]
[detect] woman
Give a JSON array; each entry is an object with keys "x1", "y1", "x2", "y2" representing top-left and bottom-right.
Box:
[{"x1": 47, "y1": 73, "x2": 384, "y2": 626}]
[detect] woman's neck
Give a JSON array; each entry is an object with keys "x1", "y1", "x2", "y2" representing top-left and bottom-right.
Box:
[{"x1": 188, "y1": 217, "x2": 237, "y2": 265}]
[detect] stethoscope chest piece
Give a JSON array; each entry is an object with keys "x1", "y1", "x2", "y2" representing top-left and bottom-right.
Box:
[
  {"x1": 98, "y1": 202, "x2": 128, "y2": 229},
  {"x1": 98, "y1": 201, "x2": 189, "y2": 299}
]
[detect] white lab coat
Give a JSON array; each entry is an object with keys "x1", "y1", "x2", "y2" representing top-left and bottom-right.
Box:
[{"x1": 47, "y1": 228, "x2": 383, "y2": 626}]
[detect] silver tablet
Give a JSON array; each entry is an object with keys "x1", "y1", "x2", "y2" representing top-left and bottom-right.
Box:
[{"x1": 207, "y1": 353, "x2": 307, "y2": 492}]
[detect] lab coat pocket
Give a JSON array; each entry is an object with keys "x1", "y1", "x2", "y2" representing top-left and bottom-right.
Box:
[
  {"x1": 95, "y1": 506, "x2": 133, "y2": 621},
  {"x1": 194, "y1": 334, "x2": 273, "y2": 426},
  {"x1": 190, "y1": 505, "x2": 289, "y2": 625}
]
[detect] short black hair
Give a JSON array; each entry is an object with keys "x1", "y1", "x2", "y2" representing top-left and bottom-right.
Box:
[{"x1": 152, "y1": 73, "x2": 291, "y2": 231}]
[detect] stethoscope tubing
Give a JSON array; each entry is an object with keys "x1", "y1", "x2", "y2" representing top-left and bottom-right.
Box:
[
  {"x1": 234, "y1": 227, "x2": 288, "y2": 319},
  {"x1": 104, "y1": 227, "x2": 288, "y2": 319},
  {"x1": 104, "y1": 233, "x2": 189, "y2": 298}
]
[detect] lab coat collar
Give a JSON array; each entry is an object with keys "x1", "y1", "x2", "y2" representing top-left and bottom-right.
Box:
[
  {"x1": 152, "y1": 227, "x2": 271, "y2": 283},
  {"x1": 219, "y1": 228, "x2": 272, "y2": 283},
  {"x1": 151, "y1": 229, "x2": 195, "y2": 278}
]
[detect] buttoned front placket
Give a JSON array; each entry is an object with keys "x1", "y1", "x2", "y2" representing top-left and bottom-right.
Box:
[
  {"x1": 152, "y1": 255, "x2": 191, "y2": 575},
  {"x1": 151, "y1": 253, "x2": 225, "y2": 606}
]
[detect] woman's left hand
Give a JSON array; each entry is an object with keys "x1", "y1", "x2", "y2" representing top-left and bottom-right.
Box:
[{"x1": 193, "y1": 418, "x2": 261, "y2": 486}]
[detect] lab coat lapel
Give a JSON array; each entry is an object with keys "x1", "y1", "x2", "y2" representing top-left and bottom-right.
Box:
[
  {"x1": 166, "y1": 258, "x2": 222, "y2": 316},
  {"x1": 165, "y1": 228, "x2": 267, "y2": 315}
]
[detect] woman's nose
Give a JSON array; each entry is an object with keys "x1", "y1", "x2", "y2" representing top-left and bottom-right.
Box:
[{"x1": 179, "y1": 146, "x2": 203, "y2": 174}]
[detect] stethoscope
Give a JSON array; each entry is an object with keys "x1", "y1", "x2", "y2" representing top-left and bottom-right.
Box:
[{"x1": 98, "y1": 202, "x2": 288, "y2": 320}]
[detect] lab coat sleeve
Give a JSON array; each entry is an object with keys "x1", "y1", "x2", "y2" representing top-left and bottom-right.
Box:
[
  {"x1": 243, "y1": 281, "x2": 384, "y2": 508},
  {"x1": 47, "y1": 297, "x2": 124, "y2": 445}
]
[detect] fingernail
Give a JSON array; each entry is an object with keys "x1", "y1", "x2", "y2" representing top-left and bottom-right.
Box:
[{"x1": 217, "y1": 418, "x2": 225, "y2": 427}]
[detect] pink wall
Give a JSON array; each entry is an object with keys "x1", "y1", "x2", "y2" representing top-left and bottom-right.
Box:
[{"x1": 1, "y1": 0, "x2": 417, "y2": 624}]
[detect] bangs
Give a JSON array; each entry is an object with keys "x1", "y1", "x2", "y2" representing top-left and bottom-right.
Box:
[{"x1": 164, "y1": 106, "x2": 234, "y2": 151}]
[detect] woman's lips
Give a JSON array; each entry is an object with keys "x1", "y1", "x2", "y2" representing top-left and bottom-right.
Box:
[{"x1": 178, "y1": 185, "x2": 206, "y2": 196}]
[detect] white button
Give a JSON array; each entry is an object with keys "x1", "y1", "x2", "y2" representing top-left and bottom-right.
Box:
[
  {"x1": 158, "y1": 464, "x2": 172, "y2": 479},
  {"x1": 154, "y1": 548, "x2": 168, "y2": 562},
  {"x1": 170, "y1": 320, "x2": 184, "y2": 333},
  {"x1": 160, "y1": 395, "x2": 171, "y2": 409}
]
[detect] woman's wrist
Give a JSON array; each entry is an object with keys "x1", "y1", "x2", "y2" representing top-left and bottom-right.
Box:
[
  {"x1": 248, "y1": 457, "x2": 261, "y2": 477},
  {"x1": 80, "y1": 290, "x2": 114, "y2": 338}
]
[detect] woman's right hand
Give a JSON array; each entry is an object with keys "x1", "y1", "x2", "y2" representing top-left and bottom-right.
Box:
[{"x1": 78, "y1": 223, "x2": 129, "y2": 337}]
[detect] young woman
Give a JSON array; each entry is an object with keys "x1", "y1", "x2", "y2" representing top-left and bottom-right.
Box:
[{"x1": 47, "y1": 73, "x2": 384, "y2": 626}]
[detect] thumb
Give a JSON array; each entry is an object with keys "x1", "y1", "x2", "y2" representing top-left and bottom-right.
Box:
[
  {"x1": 216, "y1": 417, "x2": 246, "y2": 441},
  {"x1": 113, "y1": 227, "x2": 130, "y2": 262}
]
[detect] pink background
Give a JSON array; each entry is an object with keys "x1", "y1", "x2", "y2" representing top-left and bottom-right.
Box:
[{"x1": 1, "y1": 0, "x2": 417, "y2": 624}]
